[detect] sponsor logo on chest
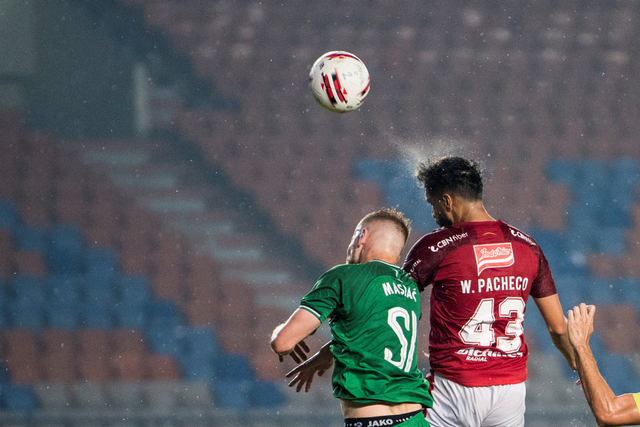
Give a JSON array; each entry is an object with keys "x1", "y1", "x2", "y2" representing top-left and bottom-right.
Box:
[
  {"x1": 429, "y1": 232, "x2": 468, "y2": 252},
  {"x1": 473, "y1": 243, "x2": 514, "y2": 275}
]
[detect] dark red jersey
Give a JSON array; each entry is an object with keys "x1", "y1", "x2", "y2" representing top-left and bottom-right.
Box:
[{"x1": 403, "y1": 220, "x2": 556, "y2": 387}]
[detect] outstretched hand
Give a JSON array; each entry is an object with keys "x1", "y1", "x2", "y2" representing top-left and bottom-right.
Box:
[
  {"x1": 278, "y1": 339, "x2": 311, "y2": 363},
  {"x1": 286, "y1": 343, "x2": 334, "y2": 392},
  {"x1": 567, "y1": 303, "x2": 596, "y2": 350}
]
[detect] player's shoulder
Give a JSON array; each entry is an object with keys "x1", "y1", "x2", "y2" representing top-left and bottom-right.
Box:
[
  {"x1": 322, "y1": 263, "x2": 351, "y2": 278},
  {"x1": 410, "y1": 224, "x2": 473, "y2": 254},
  {"x1": 500, "y1": 221, "x2": 540, "y2": 248},
  {"x1": 322, "y1": 262, "x2": 370, "y2": 278},
  {"x1": 327, "y1": 261, "x2": 406, "y2": 277}
]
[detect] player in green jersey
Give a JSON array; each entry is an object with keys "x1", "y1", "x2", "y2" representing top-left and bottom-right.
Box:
[{"x1": 271, "y1": 208, "x2": 432, "y2": 427}]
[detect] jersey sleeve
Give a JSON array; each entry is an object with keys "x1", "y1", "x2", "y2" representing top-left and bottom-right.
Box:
[
  {"x1": 633, "y1": 393, "x2": 640, "y2": 414},
  {"x1": 403, "y1": 242, "x2": 435, "y2": 292},
  {"x1": 529, "y1": 247, "x2": 557, "y2": 298},
  {"x1": 299, "y1": 266, "x2": 343, "y2": 323}
]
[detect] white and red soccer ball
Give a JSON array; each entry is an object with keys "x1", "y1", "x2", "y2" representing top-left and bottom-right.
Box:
[{"x1": 309, "y1": 51, "x2": 370, "y2": 113}]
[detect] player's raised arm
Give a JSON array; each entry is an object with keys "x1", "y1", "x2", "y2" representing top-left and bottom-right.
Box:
[
  {"x1": 271, "y1": 308, "x2": 321, "y2": 362},
  {"x1": 568, "y1": 304, "x2": 640, "y2": 427},
  {"x1": 533, "y1": 293, "x2": 576, "y2": 371}
]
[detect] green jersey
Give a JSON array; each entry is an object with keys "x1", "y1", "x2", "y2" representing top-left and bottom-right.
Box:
[{"x1": 300, "y1": 260, "x2": 432, "y2": 407}]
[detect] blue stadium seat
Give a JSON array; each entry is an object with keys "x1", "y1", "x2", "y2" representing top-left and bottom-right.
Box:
[
  {"x1": 566, "y1": 205, "x2": 599, "y2": 233},
  {"x1": 115, "y1": 275, "x2": 151, "y2": 304},
  {"x1": 79, "y1": 301, "x2": 113, "y2": 328},
  {"x1": 0, "y1": 361, "x2": 10, "y2": 383},
  {"x1": 48, "y1": 275, "x2": 82, "y2": 306},
  {"x1": 583, "y1": 278, "x2": 616, "y2": 304},
  {"x1": 614, "y1": 278, "x2": 640, "y2": 306},
  {"x1": 180, "y1": 353, "x2": 217, "y2": 383},
  {"x1": 0, "y1": 278, "x2": 9, "y2": 306},
  {"x1": 612, "y1": 158, "x2": 640, "y2": 187},
  {"x1": 0, "y1": 200, "x2": 18, "y2": 230},
  {"x1": 113, "y1": 302, "x2": 146, "y2": 329},
  {"x1": 598, "y1": 354, "x2": 639, "y2": 395},
  {"x1": 84, "y1": 248, "x2": 118, "y2": 287},
  {"x1": 589, "y1": 332, "x2": 607, "y2": 355},
  {"x1": 355, "y1": 158, "x2": 435, "y2": 233},
  {"x1": 572, "y1": 183, "x2": 606, "y2": 206},
  {"x1": 554, "y1": 276, "x2": 585, "y2": 310},
  {"x1": 45, "y1": 302, "x2": 79, "y2": 329},
  {"x1": 593, "y1": 228, "x2": 626, "y2": 255},
  {"x1": 46, "y1": 225, "x2": 83, "y2": 275},
  {"x1": 529, "y1": 230, "x2": 571, "y2": 269},
  {"x1": 0, "y1": 303, "x2": 8, "y2": 329},
  {"x1": 578, "y1": 160, "x2": 609, "y2": 187},
  {"x1": 182, "y1": 327, "x2": 219, "y2": 359},
  {"x1": 563, "y1": 227, "x2": 596, "y2": 255},
  {"x1": 145, "y1": 300, "x2": 182, "y2": 328},
  {"x1": 601, "y1": 206, "x2": 632, "y2": 229},
  {"x1": 84, "y1": 283, "x2": 116, "y2": 305},
  {"x1": 48, "y1": 224, "x2": 83, "y2": 247},
  {"x1": 251, "y1": 381, "x2": 285, "y2": 408},
  {"x1": 216, "y1": 354, "x2": 254, "y2": 381},
  {"x1": 8, "y1": 302, "x2": 45, "y2": 330},
  {"x1": 13, "y1": 226, "x2": 47, "y2": 252},
  {"x1": 146, "y1": 325, "x2": 182, "y2": 357},
  {"x1": 11, "y1": 276, "x2": 46, "y2": 306},
  {"x1": 0, "y1": 384, "x2": 38, "y2": 414},
  {"x1": 214, "y1": 380, "x2": 251, "y2": 408},
  {"x1": 354, "y1": 158, "x2": 388, "y2": 182},
  {"x1": 546, "y1": 159, "x2": 577, "y2": 186}
]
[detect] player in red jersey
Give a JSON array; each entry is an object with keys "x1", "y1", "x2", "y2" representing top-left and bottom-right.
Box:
[
  {"x1": 403, "y1": 156, "x2": 576, "y2": 426},
  {"x1": 285, "y1": 156, "x2": 576, "y2": 426}
]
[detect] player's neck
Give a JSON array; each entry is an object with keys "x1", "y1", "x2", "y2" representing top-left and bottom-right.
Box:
[
  {"x1": 452, "y1": 201, "x2": 495, "y2": 224},
  {"x1": 360, "y1": 250, "x2": 398, "y2": 265}
]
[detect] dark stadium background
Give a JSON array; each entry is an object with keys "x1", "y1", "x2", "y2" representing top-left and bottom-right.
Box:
[{"x1": 1, "y1": 0, "x2": 638, "y2": 425}]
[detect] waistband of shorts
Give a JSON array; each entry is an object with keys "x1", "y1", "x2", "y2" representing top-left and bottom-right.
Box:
[{"x1": 344, "y1": 409, "x2": 422, "y2": 427}]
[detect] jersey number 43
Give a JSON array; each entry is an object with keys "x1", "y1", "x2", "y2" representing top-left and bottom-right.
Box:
[{"x1": 459, "y1": 297, "x2": 525, "y2": 353}]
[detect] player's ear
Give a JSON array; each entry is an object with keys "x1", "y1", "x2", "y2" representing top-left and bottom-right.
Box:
[
  {"x1": 357, "y1": 227, "x2": 369, "y2": 246},
  {"x1": 442, "y1": 193, "x2": 454, "y2": 211}
]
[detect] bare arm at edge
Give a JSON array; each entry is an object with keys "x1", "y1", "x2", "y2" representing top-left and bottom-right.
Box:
[
  {"x1": 533, "y1": 293, "x2": 576, "y2": 371},
  {"x1": 568, "y1": 303, "x2": 640, "y2": 427}
]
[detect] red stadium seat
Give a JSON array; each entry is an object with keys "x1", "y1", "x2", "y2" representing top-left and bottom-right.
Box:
[
  {"x1": 111, "y1": 352, "x2": 146, "y2": 381},
  {"x1": 77, "y1": 330, "x2": 110, "y2": 357},
  {"x1": 53, "y1": 185, "x2": 87, "y2": 225},
  {"x1": 147, "y1": 354, "x2": 181, "y2": 380},
  {"x1": 77, "y1": 353, "x2": 112, "y2": 383},
  {"x1": 112, "y1": 330, "x2": 146, "y2": 355},
  {"x1": 184, "y1": 298, "x2": 219, "y2": 327},
  {"x1": 42, "y1": 350, "x2": 76, "y2": 383},
  {"x1": 594, "y1": 304, "x2": 640, "y2": 353},
  {"x1": 5, "y1": 354, "x2": 42, "y2": 384},
  {"x1": 0, "y1": 228, "x2": 15, "y2": 278},
  {"x1": 2, "y1": 330, "x2": 39, "y2": 359},
  {"x1": 13, "y1": 251, "x2": 47, "y2": 276},
  {"x1": 41, "y1": 330, "x2": 77, "y2": 383}
]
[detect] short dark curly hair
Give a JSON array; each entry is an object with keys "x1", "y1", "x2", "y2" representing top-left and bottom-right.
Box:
[{"x1": 416, "y1": 156, "x2": 483, "y2": 201}]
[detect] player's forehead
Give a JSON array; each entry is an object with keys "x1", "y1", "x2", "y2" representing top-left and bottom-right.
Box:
[{"x1": 426, "y1": 192, "x2": 441, "y2": 204}]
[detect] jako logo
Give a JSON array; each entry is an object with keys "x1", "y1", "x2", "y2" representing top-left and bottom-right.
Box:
[{"x1": 473, "y1": 243, "x2": 514, "y2": 275}]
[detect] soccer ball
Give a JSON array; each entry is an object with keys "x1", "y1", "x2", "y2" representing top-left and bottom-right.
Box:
[{"x1": 309, "y1": 51, "x2": 370, "y2": 113}]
